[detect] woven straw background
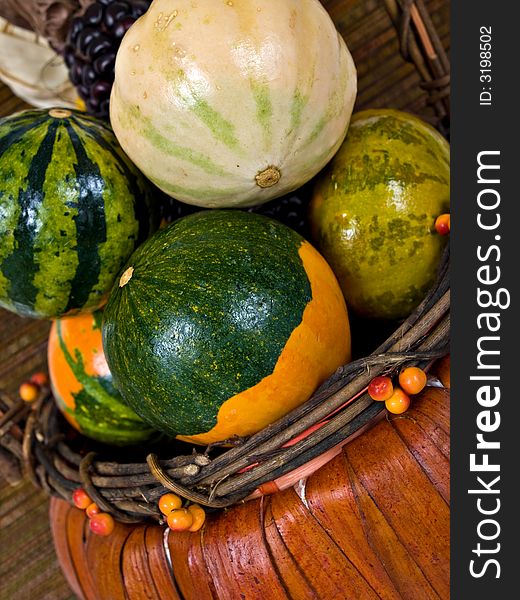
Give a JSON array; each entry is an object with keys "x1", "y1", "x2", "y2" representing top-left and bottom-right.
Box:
[{"x1": 0, "y1": 1, "x2": 449, "y2": 598}]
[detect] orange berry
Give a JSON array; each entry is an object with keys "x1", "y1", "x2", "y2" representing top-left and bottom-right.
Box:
[
  {"x1": 89, "y1": 513, "x2": 115, "y2": 536},
  {"x1": 435, "y1": 213, "x2": 450, "y2": 235},
  {"x1": 385, "y1": 388, "x2": 411, "y2": 415},
  {"x1": 86, "y1": 502, "x2": 101, "y2": 519},
  {"x1": 30, "y1": 372, "x2": 49, "y2": 387},
  {"x1": 399, "y1": 366, "x2": 428, "y2": 395},
  {"x1": 187, "y1": 504, "x2": 206, "y2": 532},
  {"x1": 367, "y1": 376, "x2": 394, "y2": 401},
  {"x1": 167, "y1": 508, "x2": 194, "y2": 532},
  {"x1": 19, "y1": 381, "x2": 39, "y2": 402},
  {"x1": 72, "y1": 488, "x2": 92, "y2": 510},
  {"x1": 158, "y1": 493, "x2": 183, "y2": 515}
]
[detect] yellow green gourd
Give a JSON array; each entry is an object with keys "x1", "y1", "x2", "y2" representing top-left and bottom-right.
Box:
[
  {"x1": 310, "y1": 109, "x2": 450, "y2": 320},
  {"x1": 109, "y1": 0, "x2": 357, "y2": 208}
]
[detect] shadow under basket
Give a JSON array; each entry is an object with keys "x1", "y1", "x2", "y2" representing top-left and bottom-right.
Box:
[{"x1": 0, "y1": 0, "x2": 450, "y2": 599}]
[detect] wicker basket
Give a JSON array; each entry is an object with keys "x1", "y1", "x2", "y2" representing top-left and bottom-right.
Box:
[
  {"x1": 0, "y1": 0, "x2": 450, "y2": 525},
  {"x1": 49, "y1": 373, "x2": 450, "y2": 599}
]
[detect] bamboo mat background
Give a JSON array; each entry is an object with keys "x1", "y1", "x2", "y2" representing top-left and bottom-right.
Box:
[{"x1": 0, "y1": 1, "x2": 449, "y2": 598}]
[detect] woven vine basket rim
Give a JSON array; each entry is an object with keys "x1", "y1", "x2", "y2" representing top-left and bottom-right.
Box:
[{"x1": 0, "y1": 0, "x2": 450, "y2": 523}]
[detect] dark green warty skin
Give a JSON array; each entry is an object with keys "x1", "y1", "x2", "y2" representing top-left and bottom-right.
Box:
[
  {"x1": 102, "y1": 210, "x2": 312, "y2": 437},
  {"x1": 0, "y1": 108, "x2": 159, "y2": 319}
]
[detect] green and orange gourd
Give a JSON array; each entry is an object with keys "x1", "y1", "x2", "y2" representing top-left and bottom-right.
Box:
[
  {"x1": 102, "y1": 210, "x2": 351, "y2": 445},
  {"x1": 48, "y1": 310, "x2": 156, "y2": 445}
]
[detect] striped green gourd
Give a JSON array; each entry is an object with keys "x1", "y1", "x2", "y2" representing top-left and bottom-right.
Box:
[
  {"x1": 0, "y1": 108, "x2": 159, "y2": 319},
  {"x1": 109, "y1": 0, "x2": 357, "y2": 208}
]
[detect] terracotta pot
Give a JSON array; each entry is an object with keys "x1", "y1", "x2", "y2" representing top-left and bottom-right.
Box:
[{"x1": 50, "y1": 361, "x2": 449, "y2": 600}]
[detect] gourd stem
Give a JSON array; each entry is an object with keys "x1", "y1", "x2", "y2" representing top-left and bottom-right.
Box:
[
  {"x1": 255, "y1": 166, "x2": 281, "y2": 188},
  {"x1": 48, "y1": 108, "x2": 72, "y2": 119}
]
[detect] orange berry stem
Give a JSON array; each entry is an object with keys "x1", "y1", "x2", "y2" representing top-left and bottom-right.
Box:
[
  {"x1": 159, "y1": 493, "x2": 183, "y2": 515},
  {"x1": 167, "y1": 508, "x2": 194, "y2": 532},
  {"x1": 86, "y1": 502, "x2": 101, "y2": 519},
  {"x1": 187, "y1": 504, "x2": 206, "y2": 532},
  {"x1": 399, "y1": 366, "x2": 428, "y2": 395},
  {"x1": 367, "y1": 376, "x2": 394, "y2": 402},
  {"x1": 72, "y1": 488, "x2": 93, "y2": 510},
  {"x1": 30, "y1": 372, "x2": 49, "y2": 387}
]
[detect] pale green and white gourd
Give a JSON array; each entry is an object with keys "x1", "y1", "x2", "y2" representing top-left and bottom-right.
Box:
[{"x1": 110, "y1": 0, "x2": 357, "y2": 208}]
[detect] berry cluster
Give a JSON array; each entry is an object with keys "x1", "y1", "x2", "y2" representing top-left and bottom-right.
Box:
[
  {"x1": 64, "y1": 0, "x2": 151, "y2": 118},
  {"x1": 72, "y1": 488, "x2": 115, "y2": 536},
  {"x1": 159, "y1": 493, "x2": 206, "y2": 533},
  {"x1": 368, "y1": 366, "x2": 428, "y2": 415}
]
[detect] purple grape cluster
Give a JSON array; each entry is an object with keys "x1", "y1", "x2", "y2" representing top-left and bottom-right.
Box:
[{"x1": 64, "y1": 0, "x2": 151, "y2": 119}]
